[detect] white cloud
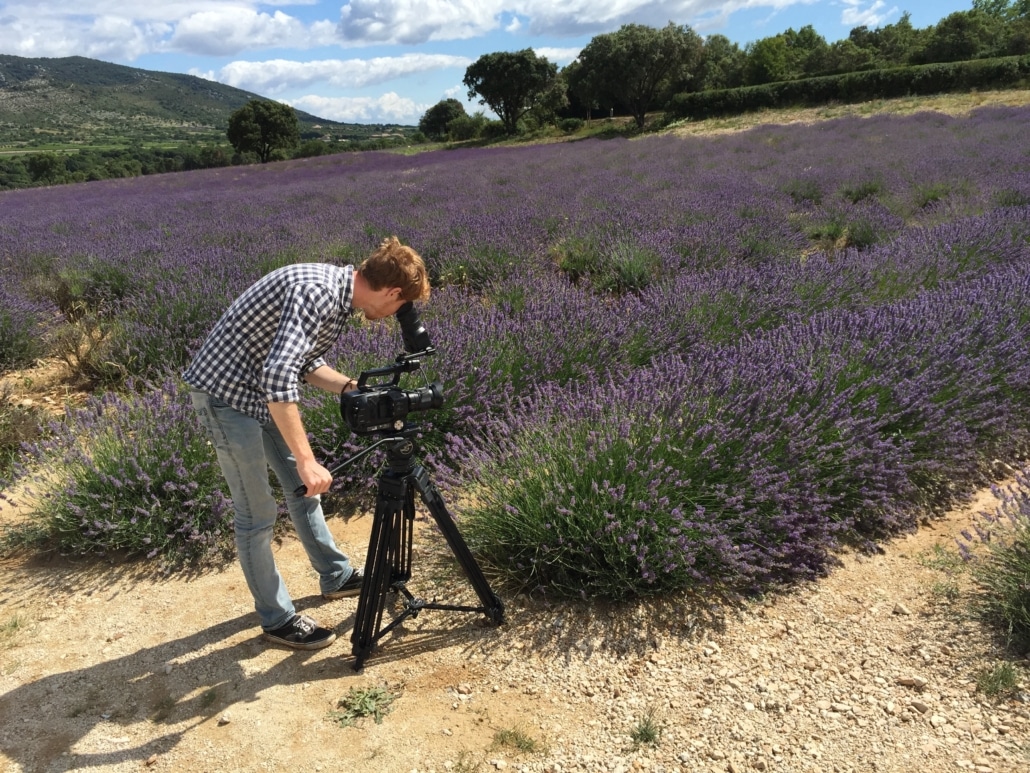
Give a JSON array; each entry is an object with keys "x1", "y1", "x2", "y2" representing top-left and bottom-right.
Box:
[
  {"x1": 0, "y1": 2, "x2": 339, "y2": 59},
  {"x1": 338, "y1": 0, "x2": 505, "y2": 44},
  {"x1": 840, "y1": 0, "x2": 898, "y2": 28},
  {"x1": 0, "y1": 12, "x2": 168, "y2": 59},
  {"x1": 210, "y1": 53, "x2": 470, "y2": 94},
  {"x1": 289, "y1": 91, "x2": 426, "y2": 123},
  {"x1": 170, "y1": 10, "x2": 337, "y2": 56},
  {"x1": 533, "y1": 46, "x2": 582, "y2": 65}
]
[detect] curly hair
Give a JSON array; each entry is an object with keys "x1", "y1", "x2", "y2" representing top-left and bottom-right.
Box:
[{"x1": 358, "y1": 236, "x2": 430, "y2": 302}]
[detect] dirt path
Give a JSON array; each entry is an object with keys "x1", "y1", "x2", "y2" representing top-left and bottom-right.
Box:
[{"x1": 1, "y1": 480, "x2": 1028, "y2": 773}]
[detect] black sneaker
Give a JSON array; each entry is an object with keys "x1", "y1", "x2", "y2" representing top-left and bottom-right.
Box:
[
  {"x1": 323, "y1": 568, "x2": 364, "y2": 599},
  {"x1": 262, "y1": 614, "x2": 336, "y2": 650}
]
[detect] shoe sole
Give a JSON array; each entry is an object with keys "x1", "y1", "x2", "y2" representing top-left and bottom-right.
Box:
[{"x1": 261, "y1": 631, "x2": 337, "y2": 651}]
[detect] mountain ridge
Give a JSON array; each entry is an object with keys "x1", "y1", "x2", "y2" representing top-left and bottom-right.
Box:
[{"x1": 0, "y1": 54, "x2": 411, "y2": 150}]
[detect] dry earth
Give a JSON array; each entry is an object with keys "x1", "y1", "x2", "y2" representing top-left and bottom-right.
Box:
[
  {"x1": 1, "y1": 463, "x2": 1028, "y2": 773},
  {"x1": 4, "y1": 92, "x2": 1030, "y2": 772}
]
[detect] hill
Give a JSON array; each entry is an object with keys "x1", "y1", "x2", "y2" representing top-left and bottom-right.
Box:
[{"x1": 0, "y1": 54, "x2": 412, "y2": 152}]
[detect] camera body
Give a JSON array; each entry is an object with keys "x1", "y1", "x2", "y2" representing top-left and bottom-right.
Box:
[
  {"x1": 341, "y1": 302, "x2": 442, "y2": 436},
  {"x1": 342, "y1": 371, "x2": 443, "y2": 435}
]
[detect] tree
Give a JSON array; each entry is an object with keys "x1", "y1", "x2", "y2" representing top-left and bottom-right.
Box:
[
  {"x1": 27, "y1": 152, "x2": 64, "y2": 184},
  {"x1": 744, "y1": 36, "x2": 792, "y2": 85},
  {"x1": 915, "y1": 10, "x2": 1006, "y2": 63},
  {"x1": 418, "y1": 99, "x2": 467, "y2": 141},
  {"x1": 823, "y1": 39, "x2": 876, "y2": 75},
  {"x1": 783, "y1": 25, "x2": 831, "y2": 77},
  {"x1": 227, "y1": 100, "x2": 300, "y2": 163},
  {"x1": 573, "y1": 23, "x2": 704, "y2": 129},
  {"x1": 463, "y1": 49, "x2": 558, "y2": 135},
  {"x1": 694, "y1": 35, "x2": 747, "y2": 91}
]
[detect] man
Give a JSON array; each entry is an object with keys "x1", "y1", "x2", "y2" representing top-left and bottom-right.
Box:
[{"x1": 184, "y1": 236, "x2": 431, "y2": 650}]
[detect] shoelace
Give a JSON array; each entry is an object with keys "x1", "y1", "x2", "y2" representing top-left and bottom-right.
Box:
[{"x1": 292, "y1": 616, "x2": 316, "y2": 634}]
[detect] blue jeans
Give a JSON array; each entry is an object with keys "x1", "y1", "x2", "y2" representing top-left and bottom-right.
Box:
[{"x1": 190, "y1": 390, "x2": 354, "y2": 630}]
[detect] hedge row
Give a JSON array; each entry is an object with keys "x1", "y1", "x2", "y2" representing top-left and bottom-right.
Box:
[{"x1": 668, "y1": 55, "x2": 1030, "y2": 120}]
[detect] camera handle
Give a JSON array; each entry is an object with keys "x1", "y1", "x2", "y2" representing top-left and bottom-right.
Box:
[{"x1": 292, "y1": 436, "x2": 397, "y2": 498}]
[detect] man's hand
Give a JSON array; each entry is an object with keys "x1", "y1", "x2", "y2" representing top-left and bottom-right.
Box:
[
  {"x1": 267, "y1": 401, "x2": 330, "y2": 497},
  {"x1": 296, "y1": 458, "x2": 333, "y2": 496}
]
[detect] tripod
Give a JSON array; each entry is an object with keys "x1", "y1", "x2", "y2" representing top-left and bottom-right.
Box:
[{"x1": 341, "y1": 425, "x2": 505, "y2": 670}]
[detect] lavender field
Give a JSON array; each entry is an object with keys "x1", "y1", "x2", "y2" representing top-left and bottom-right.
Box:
[{"x1": 2, "y1": 106, "x2": 1030, "y2": 599}]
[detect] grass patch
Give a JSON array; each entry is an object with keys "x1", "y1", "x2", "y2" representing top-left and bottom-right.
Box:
[
  {"x1": 492, "y1": 725, "x2": 544, "y2": 754},
  {"x1": 0, "y1": 613, "x2": 28, "y2": 646},
  {"x1": 629, "y1": 706, "x2": 662, "y2": 748},
  {"x1": 329, "y1": 686, "x2": 399, "y2": 727},
  {"x1": 975, "y1": 662, "x2": 1021, "y2": 699}
]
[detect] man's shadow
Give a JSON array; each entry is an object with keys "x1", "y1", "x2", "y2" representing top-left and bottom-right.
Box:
[{"x1": 0, "y1": 577, "x2": 491, "y2": 773}]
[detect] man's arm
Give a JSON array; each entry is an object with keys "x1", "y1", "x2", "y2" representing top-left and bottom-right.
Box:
[
  {"x1": 304, "y1": 364, "x2": 358, "y2": 394},
  {"x1": 267, "y1": 401, "x2": 333, "y2": 496}
]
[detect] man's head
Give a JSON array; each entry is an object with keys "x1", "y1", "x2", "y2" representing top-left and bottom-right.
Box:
[{"x1": 353, "y1": 236, "x2": 430, "y2": 320}]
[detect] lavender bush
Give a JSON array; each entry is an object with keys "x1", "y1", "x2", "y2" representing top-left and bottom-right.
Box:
[
  {"x1": 1, "y1": 378, "x2": 232, "y2": 563},
  {"x1": 960, "y1": 469, "x2": 1030, "y2": 650},
  {"x1": 0, "y1": 106, "x2": 1029, "y2": 584},
  {"x1": 0, "y1": 286, "x2": 54, "y2": 370}
]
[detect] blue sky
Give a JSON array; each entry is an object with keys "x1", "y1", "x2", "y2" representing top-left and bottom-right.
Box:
[{"x1": 0, "y1": 1, "x2": 975, "y2": 125}]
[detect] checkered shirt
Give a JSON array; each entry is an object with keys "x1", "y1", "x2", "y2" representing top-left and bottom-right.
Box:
[{"x1": 183, "y1": 263, "x2": 354, "y2": 424}]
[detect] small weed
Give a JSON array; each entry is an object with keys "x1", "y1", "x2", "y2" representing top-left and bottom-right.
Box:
[
  {"x1": 329, "y1": 685, "x2": 399, "y2": 727},
  {"x1": 0, "y1": 656, "x2": 22, "y2": 676},
  {"x1": 150, "y1": 695, "x2": 177, "y2": 723},
  {"x1": 976, "y1": 662, "x2": 1021, "y2": 698},
  {"x1": 199, "y1": 688, "x2": 218, "y2": 709},
  {"x1": 629, "y1": 706, "x2": 662, "y2": 747},
  {"x1": 451, "y1": 749, "x2": 483, "y2": 773},
  {"x1": 917, "y1": 544, "x2": 967, "y2": 573},
  {"x1": 0, "y1": 613, "x2": 27, "y2": 638},
  {"x1": 67, "y1": 688, "x2": 104, "y2": 719},
  {"x1": 930, "y1": 579, "x2": 961, "y2": 601},
  {"x1": 492, "y1": 725, "x2": 543, "y2": 754},
  {"x1": 992, "y1": 189, "x2": 1030, "y2": 208}
]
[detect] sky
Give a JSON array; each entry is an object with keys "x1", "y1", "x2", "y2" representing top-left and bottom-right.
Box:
[{"x1": 0, "y1": 1, "x2": 976, "y2": 125}]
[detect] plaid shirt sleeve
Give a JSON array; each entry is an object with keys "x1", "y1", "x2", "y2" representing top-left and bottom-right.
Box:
[{"x1": 261, "y1": 282, "x2": 336, "y2": 404}]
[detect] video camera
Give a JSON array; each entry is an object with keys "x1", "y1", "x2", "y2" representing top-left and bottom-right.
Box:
[{"x1": 341, "y1": 301, "x2": 443, "y2": 436}]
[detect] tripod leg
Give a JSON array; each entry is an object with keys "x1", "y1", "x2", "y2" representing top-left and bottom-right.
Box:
[
  {"x1": 411, "y1": 466, "x2": 505, "y2": 625},
  {"x1": 351, "y1": 476, "x2": 410, "y2": 669}
]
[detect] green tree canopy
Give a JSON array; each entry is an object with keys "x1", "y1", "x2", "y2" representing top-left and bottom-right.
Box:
[
  {"x1": 418, "y1": 99, "x2": 467, "y2": 141},
  {"x1": 974, "y1": 0, "x2": 1030, "y2": 17},
  {"x1": 916, "y1": 10, "x2": 1006, "y2": 63},
  {"x1": 744, "y1": 35, "x2": 792, "y2": 85},
  {"x1": 463, "y1": 49, "x2": 559, "y2": 135},
  {"x1": 227, "y1": 100, "x2": 300, "y2": 163},
  {"x1": 572, "y1": 23, "x2": 704, "y2": 129},
  {"x1": 26, "y1": 152, "x2": 63, "y2": 184},
  {"x1": 694, "y1": 35, "x2": 746, "y2": 91}
]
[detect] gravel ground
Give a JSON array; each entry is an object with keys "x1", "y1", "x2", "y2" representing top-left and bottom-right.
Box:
[{"x1": 1, "y1": 483, "x2": 1028, "y2": 773}]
